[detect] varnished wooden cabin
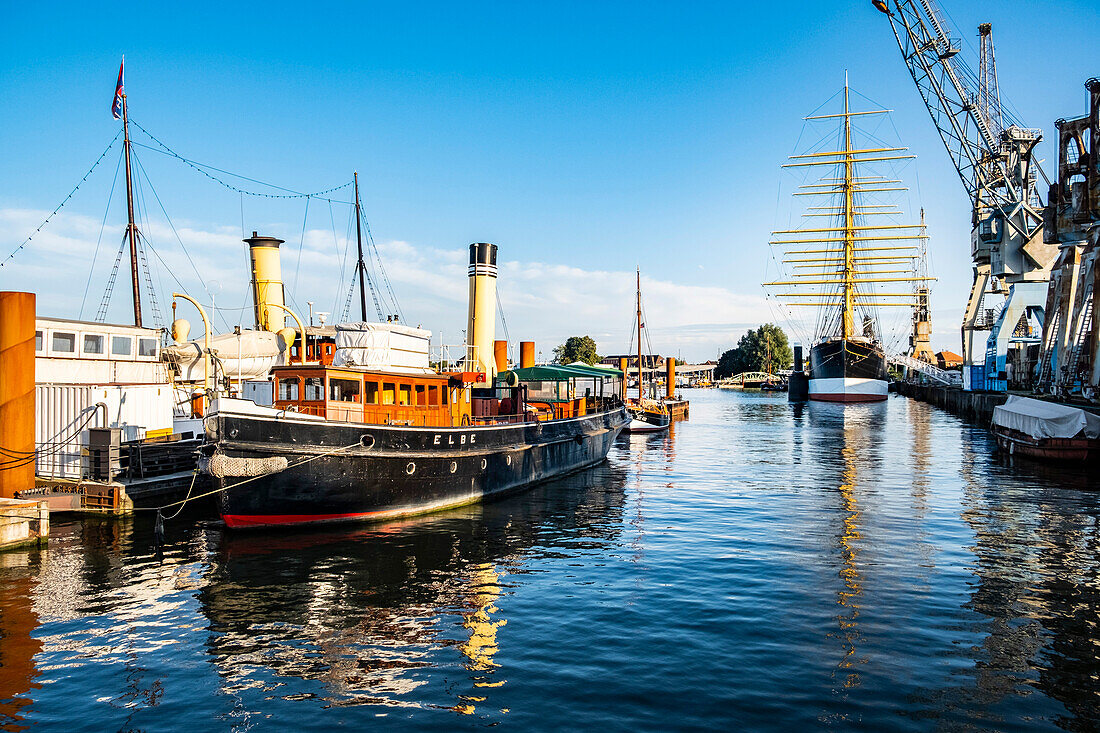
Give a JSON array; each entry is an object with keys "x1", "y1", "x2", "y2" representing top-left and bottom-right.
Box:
[{"x1": 273, "y1": 366, "x2": 468, "y2": 427}]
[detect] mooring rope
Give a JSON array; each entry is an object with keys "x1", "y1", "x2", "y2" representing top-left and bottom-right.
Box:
[{"x1": 137, "y1": 440, "x2": 363, "y2": 515}]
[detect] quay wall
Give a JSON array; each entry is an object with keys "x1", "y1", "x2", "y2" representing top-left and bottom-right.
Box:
[{"x1": 896, "y1": 382, "x2": 1007, "y2": 424}]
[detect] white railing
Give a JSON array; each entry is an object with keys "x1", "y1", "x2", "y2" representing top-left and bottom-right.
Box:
[
  {"x1": 431, "y1": 342, "x2": 476, "y2": 371},
  {"x1": 889, "y1": 353, "x2": 958, "y2": 385}
]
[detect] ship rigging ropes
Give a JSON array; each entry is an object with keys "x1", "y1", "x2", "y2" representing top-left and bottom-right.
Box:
[
  {"x1": 3, "y1": 117, "x2": 402, "y2": 327},
  {"x1": 763, "y1": 82, "x2": 932, "y2": 353}
]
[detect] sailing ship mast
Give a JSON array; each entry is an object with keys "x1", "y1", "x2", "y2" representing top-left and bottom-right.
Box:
[
  {"x1": 121, "y1": 87, "x2": 142, "y2": 327},
  {"x1": 764, "y1": 77, "x2": 933, "y2": 343}
]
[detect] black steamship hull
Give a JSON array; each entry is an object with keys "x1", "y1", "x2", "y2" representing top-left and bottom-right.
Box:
[
  {"x1": 202, "y1": 406, "x2": 629, "y2": 528},
  {"x1": 808, "y1": 338, "x2": 889, "y2": 403}
]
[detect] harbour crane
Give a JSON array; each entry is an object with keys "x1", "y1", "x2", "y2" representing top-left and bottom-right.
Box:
[
  {"x1": 874, "y1": 0, "x2": 1057, "y2": 391},
  {"x1": 1037, "y1": 80, "x2": 1100, "y2": 399}
]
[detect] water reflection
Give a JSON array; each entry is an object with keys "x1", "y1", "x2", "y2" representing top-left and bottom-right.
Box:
[
  {"x1": 0, "y1": 551, "x2": 43, "y2": 732},
  {"x1": 813, "y1": 403, "x2": 886, "y2": 695},
  {"x1": 8, "y1": 391, "x2": 1100, "y2": 729},
  {"x1": 199, "y1": 462, "x2": 627, "y2": 718}
]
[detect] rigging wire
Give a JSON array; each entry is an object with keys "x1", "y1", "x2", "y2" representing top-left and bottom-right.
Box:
[
  {"x1": 1, "y1": 130, "x2": 122, "y2": 269},
  {"x1": 131, "y1": 147, "x2": 230, "y2": 330},
  {"x1": 79, "y1": 152, "x2": 124, "y2": 320},
  {"x1": 128, "y1": 120, "x2": 353, "y2": 203}
]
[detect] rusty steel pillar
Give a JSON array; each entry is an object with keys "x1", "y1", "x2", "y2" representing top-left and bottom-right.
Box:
[
  {"x1": 666, "y1": 357, "x2": 676, "y2": 399},
  {"x1": 493, "y1": 340, "x2": 508, "y2": 373},
  {"x1": 0, "y1": 292, "x2": 35, "y2": 498},
  {"x1": 520, "y1": 341, "x2": 535, "y2": 369}
]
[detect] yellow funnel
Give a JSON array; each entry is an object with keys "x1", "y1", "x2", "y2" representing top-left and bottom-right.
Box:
[{"x1": 245, "y1": 232, "x2": 286, "y2": 332}]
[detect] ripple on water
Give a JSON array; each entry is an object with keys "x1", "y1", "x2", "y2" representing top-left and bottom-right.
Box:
[{"x1": 1, "y1": 390, "x2": 1100, "y2": 730}]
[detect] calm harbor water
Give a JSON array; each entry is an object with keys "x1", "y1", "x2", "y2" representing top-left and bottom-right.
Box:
[{"x1": 3, "y1": 389, "x2": 1100, "y2": 730}]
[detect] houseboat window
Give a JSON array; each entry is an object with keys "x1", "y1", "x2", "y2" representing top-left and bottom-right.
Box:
[
  {"x1": 382, "y1": 383, "x2": 396, "y2": 405},
  {"x1": 415, "y1": 384, "x2": 426, "y2": 406},
  {"x1": 364, "y1": 382, "x2": 379, "y2": 404},
  {"x1": 290, "y1": 345, "x2": 300, "y2": 359},
  {"x1": 35, "y1": 330, "x2": 43, "y2": 352},
  {"x1": 83, "y1": 334, "x2": 105, "y2": 355},
  {"x1": 279, "y1": 378, "x2": 300, "y2": 401},
  {"x1": 138, "y1": 338, "x2": 158, "y2": 357},
  {"x1": 111, "y1": 336, "x2": 132, "y2": 356},
  {"x1": 330, "y1": 378, "x2": 361, "y2": 402},
  {"x1": 52, "y1": 332, "x2": 76, "y2": 353},
  {"x1": 428, "y1": 385, "x2": 440, "y2": 406},
  {"x1": 304, "y1": 377, "x2": 324, "y2": 401},
  {"x1": 398, "y1": 384, "x2": 412, "y2": 405}
]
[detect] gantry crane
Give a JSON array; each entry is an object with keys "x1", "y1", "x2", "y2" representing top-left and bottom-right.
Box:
[
  {"x1": 1038, "y1": 79, "x2": 1100, "y2": 399},
  {"x1": 874, "y1": 0, "x2": 1057, "y2": 391}
]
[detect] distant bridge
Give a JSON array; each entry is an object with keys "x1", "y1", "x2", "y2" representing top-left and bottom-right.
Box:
[{"x1": 723, "y1": 372, "x2": 783, "y2": 386}]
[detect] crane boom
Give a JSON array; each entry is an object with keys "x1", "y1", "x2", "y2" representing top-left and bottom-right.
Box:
[
  {"x1": 879, "y1": 0, "x2": 1043, "y2": 235},
  {"x1": 875, "y1": 0, "x2": 1057, "y2": 391}
]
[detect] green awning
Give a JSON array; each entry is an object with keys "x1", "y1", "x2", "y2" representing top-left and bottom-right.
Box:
[{"x1": 499, "y1": 364, "x2": 623, "y2": 382}]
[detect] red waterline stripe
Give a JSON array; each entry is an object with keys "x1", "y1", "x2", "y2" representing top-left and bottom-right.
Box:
[
  {"x1": 222, "y1": 511, "x2": 386, "y2": 528},
  {"x1": 808, "y1": 393, "x2": 888, "y2": 403}
]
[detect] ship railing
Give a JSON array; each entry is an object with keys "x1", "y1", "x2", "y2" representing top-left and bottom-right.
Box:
[
  {"x1": 469, "y1": 414, "x2": 532, "y2": 426},
  {"x1": 432, "y1": 343, "x2": 477, "y2": 372}
]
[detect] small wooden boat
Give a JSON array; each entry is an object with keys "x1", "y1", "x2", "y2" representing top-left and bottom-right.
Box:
[{"x1": 624, "y1": 399, "x2": 670, "y2": 433}]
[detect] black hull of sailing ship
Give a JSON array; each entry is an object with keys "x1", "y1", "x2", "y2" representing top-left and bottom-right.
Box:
[
  {"x1": 808, "y1": 338, "x2": 889, "y2": 403},
  {"x1": 202, "y1": 407, "x2": 629, "y2": 528}
]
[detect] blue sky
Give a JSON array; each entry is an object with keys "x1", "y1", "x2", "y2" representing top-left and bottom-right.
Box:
[{"x1": 2, "y1": 1, "x2": 1097, "y2": 361}]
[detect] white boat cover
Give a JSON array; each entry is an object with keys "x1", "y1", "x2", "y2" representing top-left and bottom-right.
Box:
[
  {"x1": 333, "y1": 322, "x2": 432, "y2": 372},
  {"x1": 164, "y1": 330, "x2": 284, "y2": 383},
  {"x1": 992, "y1": 395, "x2": 1100, "y2": 440}
]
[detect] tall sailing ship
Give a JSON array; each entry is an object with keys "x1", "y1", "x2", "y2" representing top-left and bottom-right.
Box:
[{"x1": 765, "y1": 80, "x2": 931, "y2": 402}]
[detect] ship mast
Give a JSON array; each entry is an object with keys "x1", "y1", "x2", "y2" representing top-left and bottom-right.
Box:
[
  {"x1": 637, "y1": 267, "x2": 643, "y2": 401},
  {"x1": 121, "y1": 91, "x2": 142, "y2": 327},
  {"x1": 353, "y1": 171, "x2": 368, "y2": 322},
  {"x1": 763, "y1": 77, "x2": 935, "y2": 338},
  {"x1": 842, "y1": 78, "x2": 855, "y2": 341}
]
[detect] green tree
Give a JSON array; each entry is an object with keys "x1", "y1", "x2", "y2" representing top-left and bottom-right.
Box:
[
  {"x1": 715, "y1": 324, "x2": 793, "y2": 378},
  {"x1": 553, "y1": 335, "x2": 601, "y2": 365}
]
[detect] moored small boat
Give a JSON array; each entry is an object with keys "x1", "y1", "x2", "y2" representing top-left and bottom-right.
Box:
[{"x1": 991, "y1": 396, "x2": 1100, "y2": 462}]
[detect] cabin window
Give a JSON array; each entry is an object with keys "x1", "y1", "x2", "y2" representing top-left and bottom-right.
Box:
[
  {"x1": 304, "y1": 377, "x2": 324, "y2": 401},
  {"x1": 83, "y1": 334, "x2": 105, "y2": 355},
  {"x1": 52, "y1": 332, "x2": 76, "y2": 353},
  {"x1": 526, "y1": 380, "x2": 560, "y2": 401},
  {"x1": 415, "y1": 384, "x2": 426, "y2": 406},
  {"x1": 398, "y1": 384, "x2": 412, "y2": 406},
  {"x1": 111, "y1": 336, "x2": 132, "y2": 356},
  {"x1": 382, "y1": 383, "x2": 396, "y2": 405},
  {"x1": 330, "y1": 378, "x2": 360, "y2": 402},
  {"x1": 138, "y1": 338, "x2": 158, "y2": 357},
  {"x1": 428, "y1": 385, "x2": 440, "y2": 406},
  {"x1": 290, "y1": 345, "x2": 300, "y2": 359},
  {"x1": 35, "y1": 330, "x2": 43, "y2": 352},
  {"x1": 279, "y1": 377, "x2": 300, "y2": 401},
  {"x1": 364, "y1": 382, "x2": 379, "y2": 404}
]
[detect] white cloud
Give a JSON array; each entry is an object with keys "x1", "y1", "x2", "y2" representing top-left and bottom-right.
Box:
[{"x1": 0, "y1": 207, "x2": 961, "y2": 361}]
